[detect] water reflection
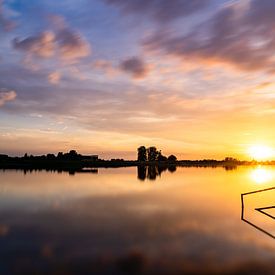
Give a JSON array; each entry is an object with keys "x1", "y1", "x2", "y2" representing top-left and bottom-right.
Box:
[
  {"x1": 1, "y1": 168, "x2": 99, "y2": 176},
  {"x1": 250, "y1": 167, "x2": 273, "y2": 184},
  {"x1": 137, "y1": 165, "x2": 177, "y2": 181},
  {"x1": 241, "y1": 186, "x2": 275, "y2": 239},
  {"x1": 0, "y1": 167, "x2": 274, "y2": 275},
  {"x1": 256, "y1": 206, "x2": 275, "y2": 220}
]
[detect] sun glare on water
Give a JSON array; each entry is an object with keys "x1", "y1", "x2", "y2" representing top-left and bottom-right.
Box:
[
  {"x1": 250, "y1": 167, "x2": 273, "y2": 184},
  {"x1": 248, "y1": 145, "x2": 274, "y2": 161}
]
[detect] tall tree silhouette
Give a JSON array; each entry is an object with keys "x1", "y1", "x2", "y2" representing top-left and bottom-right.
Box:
[
  {"x1": 137, "y1": 146, "x2": 147, "y2": 161},
  {"x1": 147, "y1": 147, "x2": 158, "y2": 161}
]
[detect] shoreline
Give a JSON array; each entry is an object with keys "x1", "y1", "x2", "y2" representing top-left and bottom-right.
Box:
[{"x1": 1, "y1": 159, "x2": 274, "y2": 172}]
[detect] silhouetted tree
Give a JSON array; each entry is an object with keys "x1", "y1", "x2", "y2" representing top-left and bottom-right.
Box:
[
  {"x1": 157, "y1": 150, "x2": 168, "y2": 161},
  {"x1": 46, "y1": 154, "x2": 55, "y2": 160},
  {"x1": 168, "y1": 155, "x2": 177, "y2": 162},
  {"x1": 57, "y1": 152, "x2": 63, "y2": 159},
  {"x1": 67, "y1": 150, "x2": 79, "y2": 160},
  {"x1": 147, "y1": 147, "x2": 158, "y2": 161},
  {"x1": 224, "y1": 157, "x2": 238, "y2": 162},
  {"x1": 137, "y1": 146, "x2": 147, "y2": 161},
  {"x1": 69, "y1": 150, "x2": 77, "y2": 156},
  {"x1": 0, "y1": 154, "x2": 8, "y2": 161}
]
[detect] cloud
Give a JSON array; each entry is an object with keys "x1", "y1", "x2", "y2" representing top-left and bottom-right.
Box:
[
  {"x1": 120, "y1": 57, "x2": 149, "y2": 78},
  {"x1": 55, "y1": 28, "x2": 91, "y2": 61},
  {"x1": 48, "y1": 71, "x2": 61, "y2": 84},
  {"x1": 0, "y1": 88, "x2": 16, "y2": 106},
  {"x1": 93, "y1": 60, "x2": 118, "y2": 77},
  {"x1": 13, "y1": 28, "x2": 91, "y2": 63},
  {"x1": 0, "y1": 0, "x2": 15, "y2": 31},
  {"x1": 105, "y1": 0, "x2": 210, "y2": 23},
  {"x1": 48, "y1": 14, "x2": 67, "y2": 30},
  {"x1": 144, "y1": 0, "x2": 275, "y2": 73},
  {"x1": 13, "y1": 31, "x2": 56, "y2": 58},
  {"x1": 93, "y1": 57, "x2": 150, "y2": 79}
]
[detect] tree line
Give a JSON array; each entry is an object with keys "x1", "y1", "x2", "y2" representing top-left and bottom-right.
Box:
[{"x1": 137, "y1": 146, "x2": 177, "y2": 162}]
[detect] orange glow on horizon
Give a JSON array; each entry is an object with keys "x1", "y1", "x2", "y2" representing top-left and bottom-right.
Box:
[{"x1": 248, "y1": 145, "x2": 274, "y2": 161}]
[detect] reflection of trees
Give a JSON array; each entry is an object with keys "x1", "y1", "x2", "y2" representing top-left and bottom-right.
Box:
[
  {"x1": 224, "y1": 165, "x2": 237, "y2": 171},
  {"x1": 147, "y1": 165, "x2": 158, "y2": 180},
  {"x1": 137, "y1": 166, "x2": 147, "y2": 180},
  {"x1": 137, "y1": 165, "x2": 177, "y2": 181},
  {"x1": 168, "y1": 165, "x2": 177, "y2": 173},
  {"x1": 157, "y1": 165, "x2": 167, "y2": 175}
]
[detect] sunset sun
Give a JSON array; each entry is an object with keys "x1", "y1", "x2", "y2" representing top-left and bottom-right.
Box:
[{"x1": 248, "y1": 145, "x2": 274, "y2": 161}]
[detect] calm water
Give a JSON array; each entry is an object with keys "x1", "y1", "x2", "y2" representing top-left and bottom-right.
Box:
[{"x1": 0, "y1": 166, "x2": 274, "y2": 275}]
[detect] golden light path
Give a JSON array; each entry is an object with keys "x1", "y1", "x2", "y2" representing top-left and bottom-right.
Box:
[{"x1": 250, "y1": 167, "x2": 273, "y2": 184}]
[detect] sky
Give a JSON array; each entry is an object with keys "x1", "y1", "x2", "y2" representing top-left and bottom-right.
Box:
[{"x1": 0, "y1": 0, "x2": 275, "y2": 160}]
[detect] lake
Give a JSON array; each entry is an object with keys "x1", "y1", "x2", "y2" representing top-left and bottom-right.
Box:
[{"x1": 0, "y1": 166, "x2": 274, "y2": 274}]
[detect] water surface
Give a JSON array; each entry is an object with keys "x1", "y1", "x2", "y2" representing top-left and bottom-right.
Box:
[{"x1": 0, "y1": 166, "x2": 274, "y2": 274}]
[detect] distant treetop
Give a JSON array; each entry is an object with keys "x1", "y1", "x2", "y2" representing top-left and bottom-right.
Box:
[{"x1": 137, "y1": 146, "x2": 177, "y2": 162}]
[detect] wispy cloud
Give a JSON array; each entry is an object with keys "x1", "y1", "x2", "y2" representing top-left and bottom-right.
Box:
[
  {"x1": 56, "y1": 28, "x2": 91, "y2": 62},
  {"x1": 0, "y1": 0, "x2": 15, "y2": 31},
  {"x1": 144, "y1": 0, "x2": 275, "y2": 73},
  {"x1": 0, "y1": 88, "x2": 16, "y2": 107},
  {"x1": 48, "y1": 71, "x2": 61, "y2": 84},
  {"x1": 13, "y1": 31, "x2": 55, "y2": 58},
  {"x1": 105, "y1": 0, "x2": 210, "y2": 23},
  {"x1": 13, "y1": 28, "x2": 91, "y2": 63}
]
